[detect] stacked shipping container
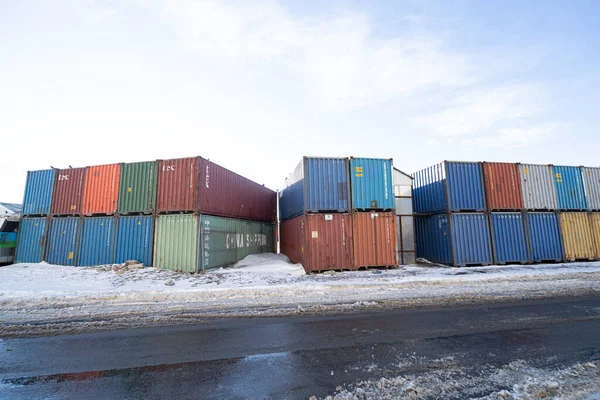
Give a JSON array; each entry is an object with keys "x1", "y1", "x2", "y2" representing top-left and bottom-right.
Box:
[
  {"x1": 280, "y1": 157, "x2": 398, "y2": 273},
  {"x1": 414, "y1": 160, "x2": 600, "y2": 266},
  {"x1": 16, "y1": 155, "x2": 277, "y2": 271}
]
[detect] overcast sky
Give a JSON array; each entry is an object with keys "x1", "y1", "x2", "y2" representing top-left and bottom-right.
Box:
[{"x1": 1, "y1": 0, "x2": 599, "y2": 202}]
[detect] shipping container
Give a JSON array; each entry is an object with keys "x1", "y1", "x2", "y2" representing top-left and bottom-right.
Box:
[
  {"x1": 559, "y1": 212, "x2": 596, "y2": 261},
  {"x1": 78, "y1": 217, "x2": 116, "y2": 266},
  {"x1": 413, "y1": 161, "x2": 486, "y2": 214},
  {"x1": 46, "y1": 217, "x2": 81, "y2": 266},
  {"x1": 22, "y1": 170, "x2": 56, "y2": 216},
  {"x1": 279, "y1": 157, "x2": 350, "y2": 221},
  {"x1": 582, "y1": 167, "x2": 600, "y2": 210},
  {"x1": 154, "y1": 214, "x2": 198, "y2": 272},
  {"x1": 349, "y1": 158, "x2": 395, "y2": 211},
  {"x1": 114, "y1": 215, "x2": 154, "y2": 266},
  {"x1": 83, "y1": 164, "x2": 121, "y2": 215},
  {"x1": 553, "y1": 166, "x2": 587, "y2": 210},
  {"x1": 415, "y1": 213, "x2": 492, "y2": 267},
  {"x1": 518, "y1": 164, "x2": 557, "y2": 210},
  {"x1": 198, "y1": 159, "x2": 276, "y2": 222},
  {"x1": 15, "y1": 217, "x2": 48, "y2": 263},
  {"x1": 588, "y1": 212, "x2": 600, "y2": 260},
  {"x1": 198, "y1": 214, "x2": 274, "y2": 270},
  {"x1": 157, "y1": 157, "x2": 199, "y2": 213},
  {"x1": 352, "y1": 211, "x2": 397, "y2": 268},
  {"x1": 482, "y1": 162, "x2": 523, "y2": 210},
  {"x1": 51, "y1": 167, "x2": 87, "y2": 216},
  {"x1": 118, "y1": 161, "x2": 158, "y2": 215},
  {"x1": 525, "y1": 212, "x2": 564, "y2": 262},
  {"x1": 489, "y1": 212, "x2": 529, "y2": 264},
  {"x1": 280, "y1": 213, "x2": 353, "y2": 273}
]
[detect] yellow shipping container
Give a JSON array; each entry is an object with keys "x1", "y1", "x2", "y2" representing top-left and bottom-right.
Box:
[
  {"x1": 559, "y1": 213, "x2": 597, "y2": 261},
  {"x1": 589, "y1": 212, "x2": 600, "y2": 258}
]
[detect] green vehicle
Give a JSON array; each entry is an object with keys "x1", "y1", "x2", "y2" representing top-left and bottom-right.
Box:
[{"x1": 0, "y1": 202, "x2": 21, "y2": 265}]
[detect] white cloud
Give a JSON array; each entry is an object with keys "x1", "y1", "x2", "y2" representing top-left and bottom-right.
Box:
[{"x1": 460, "y1": 124, "x2": 563, "y2": 149}]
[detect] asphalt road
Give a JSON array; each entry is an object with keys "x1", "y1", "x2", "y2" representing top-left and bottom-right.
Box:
[{"x1": 1, "y1": 296, "x2": 600, "y2": 399}]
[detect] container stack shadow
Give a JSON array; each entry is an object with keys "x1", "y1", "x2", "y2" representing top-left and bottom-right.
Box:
[
  {"x1": 279, "y1": 157, "x2": 400, "y2": 273},
  {"x1": 16, "y1": 157, "x2": 277, "y2": 272},
  {"x1": 413, "y1": 161, "x2": 600, "y2": 267}
]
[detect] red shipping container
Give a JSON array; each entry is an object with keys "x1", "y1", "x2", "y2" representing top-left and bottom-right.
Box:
[
  {"x1": 199, "y1": 159, "x2": 276, "y2": 222},
  {"x1": 83, "y1": 164, "x2": 121, "y2": 215},
  {"x1": 280, "y1": 213, "x2": 354, "y2": 273},
  {"x1": 483, "y1": 162, "x2": 524, "y2": 210},
  {"x1": 157, "y1": 157, "x2": 199, "y2": 213},
  {"x1": 51, "y1": 167, "x2": 87, "y2": 215},
  {"x1": 352, "y1": 211, "x2": 398, "y2": 268}
]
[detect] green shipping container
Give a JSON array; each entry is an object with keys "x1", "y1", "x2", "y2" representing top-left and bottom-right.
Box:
[
  {"x1": 118, "y1": 161, "x2": 158, "y2": 214},
  {"x1": 198, "y1": 215, "x2": 274, "y2": 271},
  {"x1": 154, "y1": 214, "x2": 198, "y2": 273}
]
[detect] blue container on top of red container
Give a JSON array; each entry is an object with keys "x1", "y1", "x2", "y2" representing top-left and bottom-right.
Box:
[
  {"x1": 349, "y1": 157, "x2": 395, "y2": 211},
  {"x1": 413, "y1": 161, "x2": 486, "y2": 214},
  {"x1": 552, "y1": 165, "x2": 587, "y2": 210},
  {"x1": 279, "y1": 157, "x2": 351, "y2": 221}
]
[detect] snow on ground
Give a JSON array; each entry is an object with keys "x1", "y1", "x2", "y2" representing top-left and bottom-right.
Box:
[{"x1": 1, "y1": 254, "x2": 600, "y2": 336}]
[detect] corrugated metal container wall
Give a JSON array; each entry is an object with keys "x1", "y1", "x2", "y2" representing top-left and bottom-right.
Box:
[
  {"x1": 352, "y1": 211, "x2": 397, "y2": 268},
  {"x1": 588, "y1": 213, "x2": 600, "y2": 259},
  {"x1": 117, "y1": 161, "x2": 158, "y2": 215},
  {"x1": 15, "y1": 218, "x2": 48, "y2": 263},
  {"x1": 582, "y1": 167, "x2": 600, "y2": 210},
  {"x1": 279, "y1": 180, "x2": 304, "y2": 222},
  {"x1": 46, "y1": 217, "x2": 81, "y2": 266},
  {"x1": 22, "y1": 170, "x2": 56, "y2": 216},
  {"x1": 519, "y1": 164, "x2": 557, "y2": 210},
  {"x1": 525, "y1": 212, "x2": 564, "y2": 262},
  {"x1": 83, "y1": 164, "x2": 121, "y2": 215},
  {"x1": 280, "y1": 216, "x2": 304, "y2": 265},
  {"x1": 559, "y1": 212, "x2": 596, "y2": 261},
  {"x1": 199, "y1": 159, "x2": 276, "y2": 222},
  {"x1": 157, "y1": 157, "x2": 199, "y2": 213},
  {"x1": 482, "y1": 162, "x2": 523, "y2": 210},
  {"x1": 50, "y1": 168, "x2": 87, "y2": 216},
  {"x1": 305, "y1": 157, "x2": 350, "y2": 213},
  {"x1": 416, "y1": 213, "x2": 492, "y2": 266},
  {"x1": 114, "y1": 216, "x2": 154, "y2": 266},
  {"x1": 412, "y1": 162, "x2": 485, "y2": 214},
  {"x1": 198, "y1": 215, "x2": 274, "y2": 270},
  {"x1": 154, "y1": 214, "x2": 198, "y2": 272},
  {"x1": 489, "y1": 213, "x2": 529, "y2": 264},
  {"x1": 78, "y1": 217, "x2": 116, "y2": 266},
  {"x1": 553, "y1": 166, "x2": 587, "y2": 210},
  {"x1": 350, "y1": 158, "x2": 394, "y2": 210}
]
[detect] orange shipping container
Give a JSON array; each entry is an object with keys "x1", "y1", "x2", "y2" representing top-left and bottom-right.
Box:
[
  {"x1": 352, "y1": 211, "x2": 398, "y2": 268},
  {"x1": 483, "y1": 162, "x2": 524, "y2": 210},
  {"x1": 83, "y1": 164, "x2": 121, "y2": 215}
]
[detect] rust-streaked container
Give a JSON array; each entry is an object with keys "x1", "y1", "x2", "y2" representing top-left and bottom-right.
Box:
[
  {"x1": 50, "y1": 167, "x2": 87, "y2": 216},
  {"x1": 559, "y1": 212, "x2": 597, "y2": 261},
  {"x1": 83, "y1": 164, "x2": 121, "y2": 215},
  {"x1": 352, "y1": 211, "x2": 398, "y2": 268},
  {"x1": 483, "y1": 162, "x2": 524, "y2": 210},
  {"x1": 588, "y1": 212, "x2": 600, "y2": 258},
  {"x1": 157, "y1": 157, "x2": 199, "y2": 213},
  {"x1": 280, "y1": 213, "x2": 353, "y2": 273},
  {"x1": 199, "y1": 159, "x2": 276, "y2": 222}
]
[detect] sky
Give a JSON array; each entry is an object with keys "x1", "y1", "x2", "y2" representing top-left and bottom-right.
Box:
[{"x1": 1, "y1": 0, "x2": 599, "y2": 202}]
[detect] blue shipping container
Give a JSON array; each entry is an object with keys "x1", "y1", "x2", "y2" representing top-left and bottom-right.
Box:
[
  {"x1": 553, "y1": 166, "x2": 587, "y2": 210},
  {"x1": 115, "y1": 215, "x2": 154, "y2": 266},
  {"x1": 350, "y1": 158, "x2": 395, "y2": 210},
  {"x1": 279, "y1": 157, "x2": 350, "y2": 221},
  {"x1": 22, "y1": 170, "x2": 56, "y2": 216},
  {"x1": 525, "y1": 212, "x2": 564, "y2": 262},
  {"x1": 415, "y1": 213, "x2": 492, "y2": 266},
  {"x1": 413, "y1": 161, "x2": 486, "y2": 214},
  {"x1": 46, "y1": 217, "x2": 81, "y2": 266},
  {"x1": 15, "y1": 217, "x2": 48, "y2": 263},
  {"x1": 490, "y1": 213, "x2": 529, "y2": 264},
  {"x1": 78, "y1": 217, "x2": 117, "y2": 266}
]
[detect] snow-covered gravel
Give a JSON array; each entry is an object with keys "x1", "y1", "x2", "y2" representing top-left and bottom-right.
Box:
[{"x1": 1, "y1": 254, "x2": 600, "y2": 336}]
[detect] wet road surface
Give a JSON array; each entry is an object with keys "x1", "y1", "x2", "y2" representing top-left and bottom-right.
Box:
[{"x1": 1, "y1": 296, "x2": 600, "y2": 399}]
